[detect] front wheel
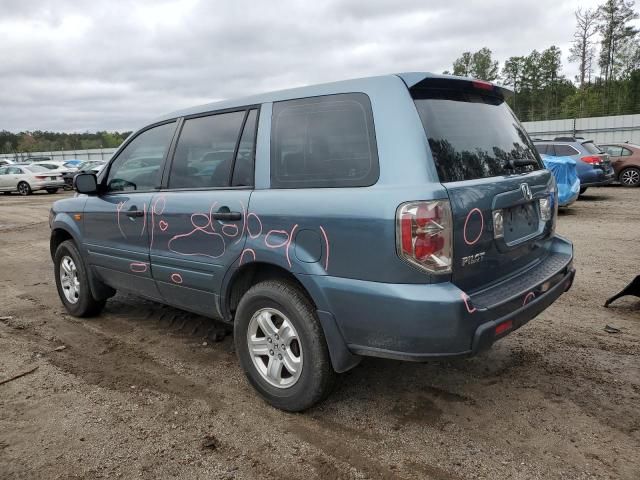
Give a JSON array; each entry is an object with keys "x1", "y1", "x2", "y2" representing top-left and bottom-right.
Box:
[
  {"x1": 17, "y1": 182, "x2": 31, "y2": 196},
  {"x1": 234, "y1": 280, "x2": 336, "y2": 412},
  {"x1": 54, "y1": 240, "x2": 105, "y2": 317},
  {"x1": 46, "y1": 188, "x2": 59, "y2": 194},
  {"x1": 619, "y1": 167, "x2": 640, "y2": 187}
]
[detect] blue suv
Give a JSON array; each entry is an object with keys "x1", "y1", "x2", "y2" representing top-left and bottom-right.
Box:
[
  {"x1": 533, "y1": 138, "x2": 615, "y2": 194},
  {"x1": 50, "y1": 73, "x2": 575, "y2": 411}
]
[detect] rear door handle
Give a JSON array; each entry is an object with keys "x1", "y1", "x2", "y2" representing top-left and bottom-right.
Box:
[
  {"x1": 125, "y1": 207, "x2": 144, "y2": 218},
  {"x1": 211, "y1": 207, "x2": 241, "y2": 221}
]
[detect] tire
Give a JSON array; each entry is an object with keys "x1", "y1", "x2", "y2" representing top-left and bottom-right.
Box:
[
  {"x1": 619, "y1": 167, "x2": 640, "y2": 187},
  {"x1": 46, "y1": 188, "x2": 59, "y2": 194},
  {"x1": 579, "y1": 187, "x2": 588, "y2": 195},
  {"x1": 234, "y1": 280, "x2": 336, "y2": 412},
  {"x1": 54, "y1": 240, "x2": 106, "y2": 317},
  {"x1": 2, "y1": 191, "x2": 10, "y2": 195},
  {"x1": 17, "y1": 181, "x2": 31, "y2": 196}
]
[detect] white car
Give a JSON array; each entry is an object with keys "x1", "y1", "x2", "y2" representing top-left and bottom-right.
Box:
[
  {"x1": 32, "y1": 161, "x2": 77, "y2": 190},
  {"x1": 0, "y1": 164, "x2": 66, "y2": 195}
]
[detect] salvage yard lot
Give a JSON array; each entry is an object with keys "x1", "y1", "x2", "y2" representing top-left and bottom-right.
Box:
[{"x1": 0, "y1": 188, "x2": 638, "y2": 480}]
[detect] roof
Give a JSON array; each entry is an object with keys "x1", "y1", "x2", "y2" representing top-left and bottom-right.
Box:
[{"x1": 153, "y1": 72, "x2": 508, "y2": 124}]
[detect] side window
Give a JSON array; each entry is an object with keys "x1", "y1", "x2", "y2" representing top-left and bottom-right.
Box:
[
  {"x1": 8, "y1": 167, "x2": 22, "y2": 174},
  {"x1": 0, "y1": 167, "x2": 7, "y2": 174},
  {"x1": 604, "y1": 145, "x2": 622, "y2": 156},
  {"x1": 545, "y1": 144, "x2": 557, "y2": 156},
  {"x1": 106, "y1": 122, "x2": 176, "y2": 192},
  {"x1": 232, "y1": 109, "x2": 258, "y2": 187},
  {"x1": 554, "y1": 144, "x2": 577, "y2": 156},
  {"x1": 534, "y1": 144, "x2": 548, "y2": 155},
  {"x1": 621, "y1": 147, "x2": 633, "y2": 156},
  {"x1": 169, "y1": 111, "x2": 245, "y2": 189},
  {"x1": 271, "y1": 93, "x2": 379, "y2": 188}
]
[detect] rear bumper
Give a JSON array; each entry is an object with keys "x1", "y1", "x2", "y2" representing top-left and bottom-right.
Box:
[
  {"x1": 32, "y1": 180, "x2": 65, "y2": 190},
  {"x1": 303, "y1": 236, "x2": 574, "y2": 362},
  {"x1": 581, "y1": 168, "x2": 615, "y2": 187}
]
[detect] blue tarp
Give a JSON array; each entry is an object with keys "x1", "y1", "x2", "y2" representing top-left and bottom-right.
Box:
[{"x1": 541, "y1": 154, "x2": 580, "y2": 206}]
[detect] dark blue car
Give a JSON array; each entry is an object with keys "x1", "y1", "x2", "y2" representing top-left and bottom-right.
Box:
[
  {"x1": 534, "y1": 138, "x2": 615, "y2": 194},
  {"x1": 50, "y1": 73, "x2": 575, "y2": 411}
]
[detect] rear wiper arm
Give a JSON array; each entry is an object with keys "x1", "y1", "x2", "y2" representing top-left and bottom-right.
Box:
[{"x1": 504, "y1": 158, "x2": 538, "y2": 169}]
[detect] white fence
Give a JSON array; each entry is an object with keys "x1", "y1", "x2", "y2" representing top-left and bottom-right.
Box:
[
  {"x1": 0, "y1": 147, "x2": 117, "y2": 163},
  {"x1": 523, "y1": 114, "x2": 640, "y2": 144}
]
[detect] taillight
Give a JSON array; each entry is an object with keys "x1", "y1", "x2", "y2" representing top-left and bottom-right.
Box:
[
  {"x1": 35, "y1": 175, "x2": 47, "y2": 179},
  {"x1": 472, "y1": 80, "x2": 494, "y2": 91},
  {"x1": 581, "y1": 155, "x2": 601, "y2": 165},
  {"x1": 396, "y1": 200, "x2": 452, "y2": 273}
]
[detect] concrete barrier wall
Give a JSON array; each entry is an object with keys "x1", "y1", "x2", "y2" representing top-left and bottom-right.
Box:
[
  {"x1": 523, "y1": 114, "x2": 640, "y2": 144},
  {"x1": 0, "y1": 148, "x2": 117, "y2": 163}
]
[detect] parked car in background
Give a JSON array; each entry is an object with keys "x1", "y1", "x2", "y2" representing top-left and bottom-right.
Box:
[
  {"x1": 599, "y1": 143, "x2": 640, "y2": 187},
  {"x1": 0, "y1": 163, "x2": 65, "y2": 195},
  {"x1": 32, "y1": 161, "x2": 77, "y2": 190},
  {"x1": 0, "y1": 159, "x2": 15, "y2": 167},
  {"x1": 540, "y1": 154, "x2": 580, "y2": 207},
  {"x1": 62, "y1": 160, "x2": 106, "y2": 188},
  {"x1": 50, "y1": 73, "x2": 575, "y2": 411},
  {"x1": 62, "y1": 159, "x2": 85, "y2": 168},
  {"x1": 22, "y1": 156, "x2": 52, "y2": 163},
  {"x1": 533, "y1": 138, "x2": 615, "y2": 194}
]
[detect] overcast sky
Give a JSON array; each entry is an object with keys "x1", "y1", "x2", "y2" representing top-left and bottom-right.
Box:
[{"x1": 0, "y1": 0, "x2": 627, "y2": 132}]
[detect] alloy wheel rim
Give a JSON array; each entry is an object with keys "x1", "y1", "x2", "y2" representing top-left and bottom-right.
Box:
[
  {"x1": 247, "y1": 307, "x2": 303, "y2": 389},
  {"x1": 19, "y1": 184, "x2": 28, "y2": 195},
  {"x1": 621, "y1": 169, "x2": 639, "y2": 186},
  {"x1": 60, "y1": 256, "x2": 80, "y2": 304}
]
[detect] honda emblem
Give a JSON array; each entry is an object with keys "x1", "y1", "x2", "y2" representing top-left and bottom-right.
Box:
[{"x1": 520, "y1": 183, "x2": 532, "y2": 201}]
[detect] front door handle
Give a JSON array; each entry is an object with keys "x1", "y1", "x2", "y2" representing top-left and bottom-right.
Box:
[
  {"x1": 125, "y1": 207, "x2": 144, "y2": 218},
  {"x1": 211, "y1": 207, "x2": 241, "y2": 221}
]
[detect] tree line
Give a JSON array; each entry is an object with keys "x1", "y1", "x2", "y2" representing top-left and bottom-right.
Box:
[
  {"x1": 0, "y1": 130, "x2": 132, "y2": 155},
  {"x1": 443, "y1": 0, "x2": 639, "y2": 121}
]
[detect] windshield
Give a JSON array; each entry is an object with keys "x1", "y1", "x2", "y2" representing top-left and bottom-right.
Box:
[
  {"x1": 413, "y1": 90, "x2": 541, "y2": 182},
  {"x1": 582, "y1": 141, "x2": 604, "y2": 154}
]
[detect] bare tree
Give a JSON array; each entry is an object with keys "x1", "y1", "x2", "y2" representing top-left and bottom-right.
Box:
[{"x1": 568, "y1": 8, "x2": 599, "y2": 87}]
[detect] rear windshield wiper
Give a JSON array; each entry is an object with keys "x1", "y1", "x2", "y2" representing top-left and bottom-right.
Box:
[{"x1": 504, "y1": 158, "x2": 539, "y2": 169}]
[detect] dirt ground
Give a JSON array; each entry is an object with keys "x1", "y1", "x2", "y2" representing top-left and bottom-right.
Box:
[{"x1": 0, "y1": 187, "x2": 638, "y2": 480}]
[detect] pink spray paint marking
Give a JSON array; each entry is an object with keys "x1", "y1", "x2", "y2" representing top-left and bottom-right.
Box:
[
  {"x1": 167, "y1": 201, "x2": 225, "y2": 259},
  {"x1": 461, "y1": 292, "x2": 477, "y2": 314},
  {"x1": 150, "y1": 195, "x2": 167, "y2": 250},
  {"x1": 159, "y1": 220, "x2": 169, "y2": 231},
  {"x1": 285, "y1": 224, "x2": 299, "y2": 268},
  {"x1": 129, "y1": 262, "x2": 148, "y2": 273},
  {"x1": 319, "y1": 226, "x2": 330, "y2": 272},
  {"x1": 233, "y1": 200, "x2": 247, "y2": 245},
  {"x1": 140, "y1": 203, "x2": 147, "y2": 236},
  {"x1": 239, "y1": 248, "x2": 256, "y2": 266},
  {"x1": 523, "y1": 292, "x2": 536, "y2": 306},
  {"x1": 463, "y1": 208, "x2": 484, "y2": 246},
  {"x1": 264, "y1": 230, "x2": 289, "y2": 249},
  {"x1": 222, "y1": 223, "x2": 239, "y2": 237},
  {"x1": 247, "y1": 212, "x2": 263, "y2": 239},
  {"x1": 116, "y1": 201, "x2": 128, "y2": 239},
  {"x1": 170, "y1": 273, "x2": 183, "y2": 284}
]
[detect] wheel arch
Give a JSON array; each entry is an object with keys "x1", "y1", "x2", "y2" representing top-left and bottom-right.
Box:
[{"x1": 222, "y1": 261, "x2": 360, "y2": 373}]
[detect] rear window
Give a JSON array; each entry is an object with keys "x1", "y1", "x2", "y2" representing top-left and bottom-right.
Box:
[
  {"x1": 271, "y1": 93, "x2": 379, "y2": 188},
  {"x1": 413, "y1": 90, "x2": 541, "y2": 182},
  {"x1": 582, "y1": 141, "x2": 603, "y2": 154},
  {"x1": 554, "y1": 144, "x2": 579, "y2": 156}
]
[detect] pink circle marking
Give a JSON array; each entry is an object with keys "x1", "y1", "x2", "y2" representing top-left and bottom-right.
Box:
[
  {"x1": 159, "y1": 220, "x2": 169, "y2": 231},
  {"x1": 463, "y1": 208, "x2": 484, "y2": 246},
  {"x1": 130, "y1": 262, "x2": 148, "y2": 273},
  {"x1": 170, "y1": 273, "x2": 183, "y2": 284},
  {"x1": 247, "y1": 212, "x2": 263, "y2": 239}
]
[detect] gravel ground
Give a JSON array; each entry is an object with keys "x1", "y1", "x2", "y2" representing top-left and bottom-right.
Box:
[{"x1": 0, "y1": 187, "x2": 638, "y2": 480}]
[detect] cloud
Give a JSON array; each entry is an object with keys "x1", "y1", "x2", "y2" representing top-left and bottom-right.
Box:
[{"x1": 0, "y1": 0, "x2": 609, "y2": 132}]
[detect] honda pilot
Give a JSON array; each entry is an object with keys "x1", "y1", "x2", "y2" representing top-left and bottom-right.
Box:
[{"x1": 50, "y1": 73, "x2": 575, "y2": 411}]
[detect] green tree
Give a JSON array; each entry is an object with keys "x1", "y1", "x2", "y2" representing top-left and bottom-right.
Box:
[
  {"x1": 451, "y1": 48, "x2": 499, "y2": 81},
  {"x1": 569, "y1": 8, "x2": 599, "y2": 87},
  {"x1": 597, "y1": 0, "x2": 639, "y2": 84}
]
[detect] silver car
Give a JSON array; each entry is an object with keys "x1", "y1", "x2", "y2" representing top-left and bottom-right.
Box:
[{"x1": 0, "y1": 164, "x2": 66, "y2": 195}]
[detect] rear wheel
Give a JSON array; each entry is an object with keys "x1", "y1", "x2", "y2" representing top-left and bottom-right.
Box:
[
  {"x1": 619, "y1": 167, "x2": 640, "y2": 187},
  {"x1": 46, "y1": 188, "x2": 59, "y2": 194},
  {"x1": 579, "y1": 187, "x2": 588, "y2": 195},
  {"x1": 17, "y1": 181, "x2": 31, "y2": 196},
  {"x1": 234, "y1": 280, "x2": 335, "y2": 412},
  {"x1": 54, "y1": 240, "x2": 105, "y2": 317}
]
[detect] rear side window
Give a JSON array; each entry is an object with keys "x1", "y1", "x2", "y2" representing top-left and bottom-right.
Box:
[
  {"x1": 604, "y1": 145, "x2": 623, "y2": 156},
  {"x1": 535, "y1": 144, "x2": 548, "y2": 155},
  {"x1": 554, "y1": 144, "x2": 578, "y2": 156},
  {"x1": 232, "y1": 109, "x2": 258, "y2": 187},
  {"x1": 413, "y1": 90, "x2": 541, "y2": 182},
  {"x1": 169, "y1": 111, "x2": 246, "y2": 189},
  {"x1": 582, "y1": 141, "x2": 603, "y2": 154},
  {"x1": 271, "y1": 93, "x2": 379, "y2": 188}
]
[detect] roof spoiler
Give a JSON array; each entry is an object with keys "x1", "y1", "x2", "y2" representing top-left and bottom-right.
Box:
[{"x1": 397, "y1": 73, "x2": 512, "y2": 99}]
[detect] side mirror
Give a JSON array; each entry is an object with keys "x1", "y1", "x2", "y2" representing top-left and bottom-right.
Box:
[{"x1": 74, "y1": 173, "x2": 98, "y2": 194}]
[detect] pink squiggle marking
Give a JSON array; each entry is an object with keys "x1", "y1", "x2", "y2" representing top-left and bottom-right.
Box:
[
  {"x1": 207, "y1": 202, "x2": 219, "y2": 231},
  {"x1": 264, "y1": 230, "x2": 289, "y2": 249},
  {"x1": 247, "y1": 212, "x2": 263, "y2": 239},
  {"x1": 140, "y1": 202, "x2": 147, "y2": 236},
  {"x1": 239, "y1": 248, "x2": 256, "y2": 266},
  {"x1": 170, "y1": 273, "x2": 183, "y2": 284},
  {"x1": 461, "y1": 292, "x2": 477, "y2": 314},
  {"x1": 523, "y1": 292, "x2": 536, "y2": 306},
  {"x1": 116, "y1": 201, "x2": 128, "y2": 239},
  {"x1": 285, "y1": 224, "x2": 299, "y2": 268},
  {"x1": 319, "y1": 226, "x2": 330, "y2": 272},
  {"x1": 222, "y1": 223, "x2": 239, "y2": 237},
  {"x1": 159, "y1": 220, "x2": 169, "y2": 231},
  {"x1": 233, "y1": 200, "x2": 247, "y2": 245},
  {"x1": 191, "y1": 213, "x2": 210, "y2": 229},
  {"x1": 150, "y1": 195, "x2": 167, "y2": 250},
  {"x1": 130, "y1": 262, "x2": 148, "y2": 273},
  {"x1": 463, "y1": 208, "x2": 484, "y2": 246}
]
